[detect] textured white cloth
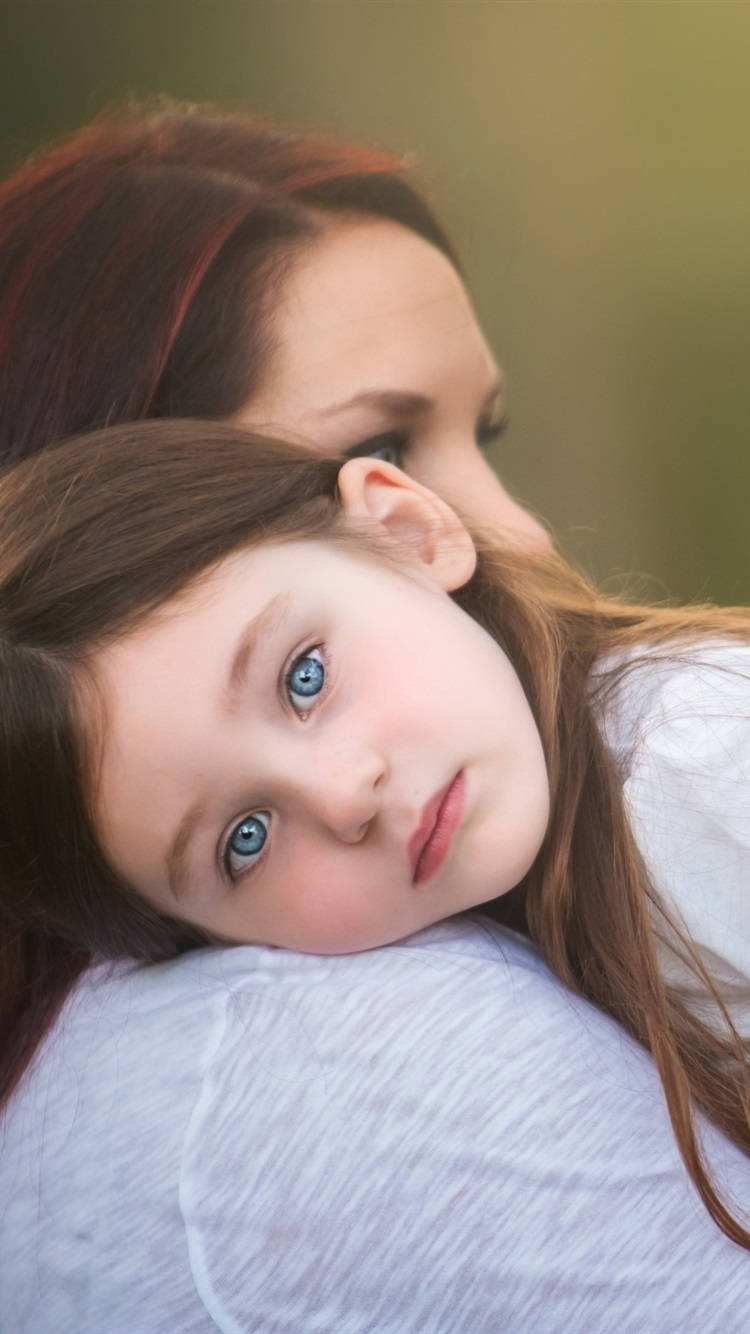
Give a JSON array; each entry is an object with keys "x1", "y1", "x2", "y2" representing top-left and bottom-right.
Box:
[
  {"x1": 2, "y1": 915, "x2": 750, "y2": 1332},
  {"x1": 3, "y1": 642, "x2": 750, "y2": 1329},
  {"x1": 597, "y1": 642, "x2": 750, "y2": 1025}
]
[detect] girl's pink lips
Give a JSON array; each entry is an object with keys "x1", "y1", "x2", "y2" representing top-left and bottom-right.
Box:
[{"x1": 409, "y1": 770, "x2": 467, "y2": 885}]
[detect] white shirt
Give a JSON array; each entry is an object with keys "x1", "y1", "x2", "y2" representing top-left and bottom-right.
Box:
[
  {"x1": 2, "y1": 914, "x2": 749, "y2": 1331},
  {"x1": 598, "y1": 642, "x2": 750, "y2": 1024}
]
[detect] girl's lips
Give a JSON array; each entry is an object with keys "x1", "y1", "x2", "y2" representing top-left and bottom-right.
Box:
[{"x1": 409, "y1": 770, "x2": 467, "y2": 885}]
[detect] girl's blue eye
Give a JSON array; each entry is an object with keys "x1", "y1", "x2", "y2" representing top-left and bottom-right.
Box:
[
  {"x1": 286, "y1": 647, "x2": 325, "y2": 713},
  {"x1": 225, "y1": 811, "x2": 270, "y2": 879}
]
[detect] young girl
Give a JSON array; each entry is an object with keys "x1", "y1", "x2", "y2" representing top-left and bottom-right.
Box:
[{"x1": 0, "y1": 419, "x2": 748, "y2": 1250}]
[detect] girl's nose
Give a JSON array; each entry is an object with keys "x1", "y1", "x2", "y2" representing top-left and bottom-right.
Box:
[{"x1": 300, "y1": 745, "x2": 387, "y2": 843}]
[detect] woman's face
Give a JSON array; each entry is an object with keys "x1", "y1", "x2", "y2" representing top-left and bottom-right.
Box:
[
  {"x1": 92, "y1": 465, "x2": 550, "y2": 954},
  {"x1": 235, "y1": 216, "x2": 549, "y2": 548}
]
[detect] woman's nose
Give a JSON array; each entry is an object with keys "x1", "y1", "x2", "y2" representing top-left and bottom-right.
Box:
[{"x1": 299, "y1": 745, "x2": 387, "y2": 842}]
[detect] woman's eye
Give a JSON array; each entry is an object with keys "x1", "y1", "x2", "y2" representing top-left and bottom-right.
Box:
[
  {"x1": 345, "y1": 431, "x2": 408, "y2": 467},
  {"x1": 475, "y1": 412, "x2": 509, "y2": 451},
  {"x1": 224, "y1": 811, "x2": 270, "y2": 880},
  {"x1": 285, "y1": 646, "x2": 325, "y2": 714}
]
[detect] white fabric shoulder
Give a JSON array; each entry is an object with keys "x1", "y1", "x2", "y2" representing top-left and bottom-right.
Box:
[
  {"x1": 598, "y1": 642, "x2": 750, "y2": 997},
  {"x1": 3, "y1": 915, "x2": 750, "y2": 1331}
]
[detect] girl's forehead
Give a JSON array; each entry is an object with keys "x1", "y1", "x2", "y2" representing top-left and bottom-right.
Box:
[{"x1": 96, "y1": 538, "x2": 398, "y2": 659}]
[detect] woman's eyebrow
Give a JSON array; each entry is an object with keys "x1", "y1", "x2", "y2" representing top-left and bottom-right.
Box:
[
  {"x1": 165, "y1": 591, "x2": 292, "y2": 901},
  {"x1": 318, "y1": 380, "x2": 504, "y2": 419},
  {"x1": 319, "y1": 389, "x2": 433, "y2": 418}
]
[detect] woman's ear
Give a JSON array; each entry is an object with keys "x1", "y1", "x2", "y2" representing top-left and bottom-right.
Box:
[{"x1": 336, "y1": 457, "x2": 476, "y2": 591}]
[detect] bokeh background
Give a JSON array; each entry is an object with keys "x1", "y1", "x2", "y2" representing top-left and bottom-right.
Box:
[{"x1": 3, "y1": 0, "x2": 748, "y2": 602}]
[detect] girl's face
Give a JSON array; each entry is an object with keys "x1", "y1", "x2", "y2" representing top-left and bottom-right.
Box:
[
  {"x1": 92, "y1": 462, "x2": 550, "y2": 953},
  {"x1": 235, "y1": 215, "x2": 550, "y2": 549}
]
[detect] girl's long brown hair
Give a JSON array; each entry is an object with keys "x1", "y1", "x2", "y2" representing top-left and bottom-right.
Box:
[
  {"x1": 0, "y1": 419, "x2": 748, "y2": 1248},
  {"x1": 0, "y1": 100, "x2": 461, "y2": 1138}
]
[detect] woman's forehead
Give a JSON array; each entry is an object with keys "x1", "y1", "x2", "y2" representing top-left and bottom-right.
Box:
[{"x1": 250, "y1": 216, "x2": 497, "y2": 413}]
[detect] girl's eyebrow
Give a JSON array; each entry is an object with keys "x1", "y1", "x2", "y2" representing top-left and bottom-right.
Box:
[
  {"x1": 165, "y1": 591, "x2": 292, "y2": 900},
  {"x1": 167, "y1": 797, "x2": 207, "y2": 902},
  {"x1": 223, "y1": 591, "x2": 292, "y2": 713}
]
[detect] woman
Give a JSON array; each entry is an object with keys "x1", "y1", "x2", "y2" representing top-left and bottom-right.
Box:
[{"x1": 0, "y1": 99, "x2": 546, "y2": 546}]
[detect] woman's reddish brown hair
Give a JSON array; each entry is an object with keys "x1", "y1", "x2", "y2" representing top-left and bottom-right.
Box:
[{"x1": 0, "y1": 100, "x2": 457, "y2": 464}]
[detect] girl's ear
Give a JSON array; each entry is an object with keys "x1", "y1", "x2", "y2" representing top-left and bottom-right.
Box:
[{"x1": 336, "y1": 457, "x2": 477, "y2": 591}]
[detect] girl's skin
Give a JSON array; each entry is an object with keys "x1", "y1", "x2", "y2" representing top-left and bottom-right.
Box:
[
  {"x1": 236, "y1": 215, "x2": 550, "y2": 549},
  {"x1": 93, "y1": 216, "x2": 553, "y2": 953},
  {"x1": 93, "y1": 459, "x2": 550, "y2": 953}
]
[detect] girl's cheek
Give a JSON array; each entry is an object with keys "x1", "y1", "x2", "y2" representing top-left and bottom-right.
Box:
[{"x1": 280, "y1": 872, "x2": 384, "y2": 955}]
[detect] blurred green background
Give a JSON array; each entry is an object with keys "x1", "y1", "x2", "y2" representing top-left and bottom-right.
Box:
[{"x1": 3, "y1": 0, "x2": 748, "y2": 602}]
